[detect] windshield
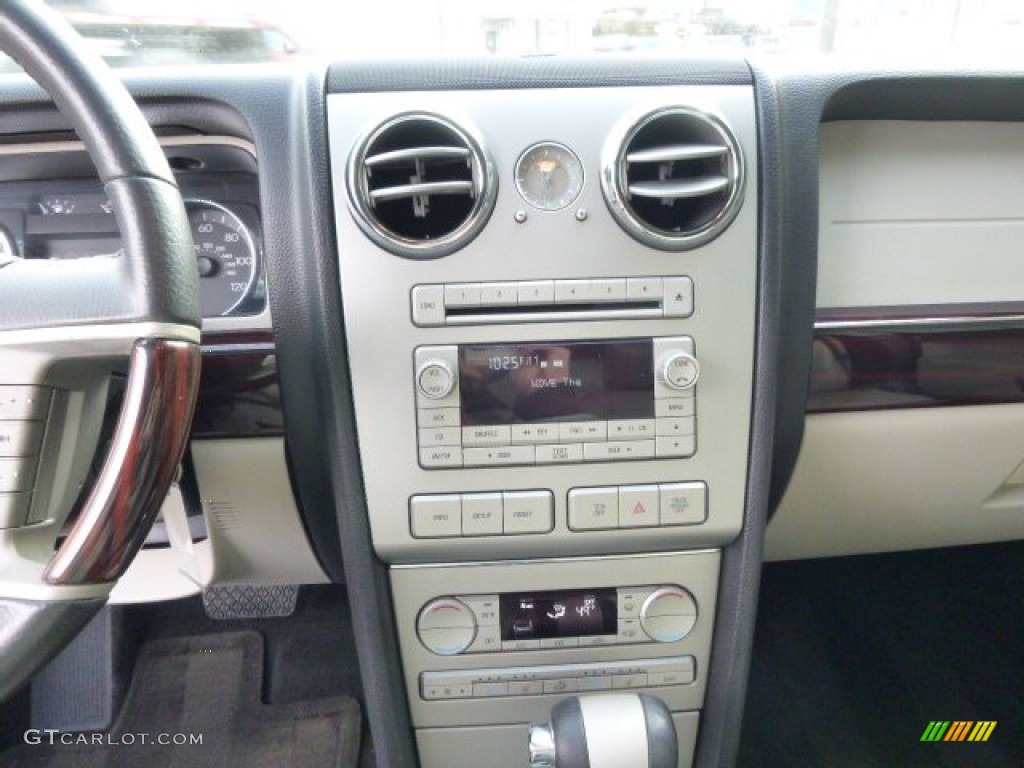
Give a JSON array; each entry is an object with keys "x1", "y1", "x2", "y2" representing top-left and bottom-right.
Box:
[{"x1": 24, "y1": 0, "x2": 1024, "y2": 67}]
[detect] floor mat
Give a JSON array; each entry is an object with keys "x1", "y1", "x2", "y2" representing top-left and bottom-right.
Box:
[
  {"x1": 739, "y1": 542, "x2": 1024, "y2": 768},
  {"x1": 2, "y1": 631, "x2": 360, "y2": 768}
]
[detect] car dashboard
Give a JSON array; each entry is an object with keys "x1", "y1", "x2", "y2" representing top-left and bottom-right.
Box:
[{"x1": 3, "y1": 54, "x2": 1024, "y2": 767}]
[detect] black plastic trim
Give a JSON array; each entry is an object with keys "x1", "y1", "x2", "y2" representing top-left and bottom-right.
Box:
[
  {"x1": 640, "y1": 694, "x2": 679, "y2": 768},
  {"x1": 551, "y1": 697, "x2": 590, "y2": 768},
  {"x1": 693, "y1": 60, "x2": 784, "y2": 767},
  {"x1": 328, "y1": 56, "x2": 752, "y2": 93}
]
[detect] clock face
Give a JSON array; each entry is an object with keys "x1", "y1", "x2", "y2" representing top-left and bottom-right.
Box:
[{"x1": 514, "y1": 142, "x2": 584, "y2": 211}]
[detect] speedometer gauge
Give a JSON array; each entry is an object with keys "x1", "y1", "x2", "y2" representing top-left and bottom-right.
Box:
[{"x1": 186, "y1": 200, "x2": 259, "y2": 317}]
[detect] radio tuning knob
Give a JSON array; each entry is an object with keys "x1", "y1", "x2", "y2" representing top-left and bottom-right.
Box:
[
  {"x1": 417, "y1": 358, "x2": 456, "y2": 400},
  {"x1": 417, "y1": 598, "x2": 478, "y2": 655},
  {"x1": 658, "y1": 351, "x2": 700, "y2": 391}
]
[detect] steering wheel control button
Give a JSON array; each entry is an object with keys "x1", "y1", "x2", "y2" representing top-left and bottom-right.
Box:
[
  {"x1": 662, "y1": 276, "x2": 695, "y2": 318},
  {"x1": 502, "y1": 490, "x2": 554, "y2": 534},
  {"x1": 567, "y1": 487, "x2": 618, "y2": 530},
  {"x1": 410, "y1": 494, "x2": 462, "y2": 538},
  {"x1": 461, "y1": 493, "x2": 503, "y2": 536},
  {"x1": 417, "y1": 598, "x2": 478, "y2": 655},
  {"x1": 0, "y1": 421, "x2": 44, "y2": 457},
  {"x1": 640, "y1": 587, "x2": 698, "y2": 643},
  {"x1": 0, "y1": 386, "x2": 51, "y2": 421},
  {"x1": 659, "y1": 483, "x2": 707, "y2": 526},
  {"x1": 0, "y1": 458, "x2": 35, "y2": 493},
  {"x1": 0, "y1": 492, "x2": 31, "y2": 528}
]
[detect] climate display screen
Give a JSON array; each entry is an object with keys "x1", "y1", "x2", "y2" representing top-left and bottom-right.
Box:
[
  {"x1": 459, "y1": 339, "x2": 654, "y2": 425},
  {"x1": 500, "y1": 588, "x2": 618, "y2": 640}
]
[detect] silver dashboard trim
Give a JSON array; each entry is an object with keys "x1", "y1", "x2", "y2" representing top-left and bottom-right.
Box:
[
  {"x1": 200, "y1": 341, "x2": 276, "y2": 356},
  {"x1": 390, "y1": 548, "x2": 720, "y2": 571},
  {"x1": 815, "y1": 314, "x2": 1024, "y2": 333}
]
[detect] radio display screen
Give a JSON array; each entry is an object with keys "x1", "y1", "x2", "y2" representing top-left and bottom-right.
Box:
[
  {"x1": 459, "y1": 339, "x2": 654, "y2": 425},
  {"x1": 500, "y1": 588, "x2": 618, "y2": 641}
]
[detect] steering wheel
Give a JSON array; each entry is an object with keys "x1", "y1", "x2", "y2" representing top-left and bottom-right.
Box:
[{"x1": 0, "y1": 1, "x2": 200, "y2": 700}]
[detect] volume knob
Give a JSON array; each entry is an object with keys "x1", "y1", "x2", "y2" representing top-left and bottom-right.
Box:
[
  {"x1": 417, "y1": 359, "x2": 456, "y2": 400},
  {"x1": 658, "y1": 351, "x2": 700, "y2": 391}
]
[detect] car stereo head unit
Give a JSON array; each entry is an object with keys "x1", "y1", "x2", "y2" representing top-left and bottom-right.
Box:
[{"x1": 414, "y1": 336, "x2": 699, "y2": 469}]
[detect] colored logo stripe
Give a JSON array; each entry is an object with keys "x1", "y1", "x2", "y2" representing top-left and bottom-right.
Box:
[
  {"x1": 921, "y1": 722, "x2": 950, "y2": 742},
  {"x1": 921, "y1": 721, "x2": 997, "y2": 743}
]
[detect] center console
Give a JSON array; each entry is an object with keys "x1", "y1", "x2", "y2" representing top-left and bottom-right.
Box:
[{"x1": 328, "y1": 76, "x2": 758, "y2": 768}]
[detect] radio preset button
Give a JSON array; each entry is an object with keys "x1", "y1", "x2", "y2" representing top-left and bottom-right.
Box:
[
  {"x1": 591, "y1": 278, "x2": 627, "y2": 302},
  {"x1": 536, "y1": 443, "x2": 583, "y2": 464},
  {"x1": 517, "y1": 280, "x2": 555, "y2": 305},
  {"x1": 554, "y1": 279, "x2": 593, "y2": 303},
  {"x1": 626, "y1": 277, "x2": 663, "y2": 301},
  {"x1": 444, "y1": 283, "x2": 481, "y2": 307},
  {"x1": 463, "y1": 425, "x2": 512, "y2": 447},
  {"x1": 479, "y1": 282, "x2": 518, "y2": 305}
]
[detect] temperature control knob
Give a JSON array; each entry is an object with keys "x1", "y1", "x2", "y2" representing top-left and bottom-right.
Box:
[
  {"x1": 639, "y1": 586, "x2": 697, "y2": 643},
  {"x1": 417, "y1": 359, "x2": 456, "y2": 400},
  {"x1": 658, "y1": 351, "x2": 700, "y2": 391},
  {"x1": 417, "y1": 598, "x2": 478, "y2": 655}
]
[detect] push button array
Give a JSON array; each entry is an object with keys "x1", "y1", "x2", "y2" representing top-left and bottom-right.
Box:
[
  {"x1": 0, "y1": 386, "x2": 50, "y2": 528},
  {"x1": 412, "y1": 276, "x2": 694, "y2": 327},
  {"x1": 568, "y1": 482, "x2": 707, "y2": 531},
  {"x1": 410, "y1": 490, "x2": 554, "y2": 538},
  {"x1": 420, "y1": 656, "x2": 696, "y2": 701}
]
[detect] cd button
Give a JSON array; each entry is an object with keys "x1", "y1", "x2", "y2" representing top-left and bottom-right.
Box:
[
  {"x1": 662, "y1": 276, "x2": 694, "y2": 318},
  {"x1": 607, "y1": 419, "x2": 656, "y2": 440},
  {"x1": 511, "y1": 424, "x2": 559, "y2": 444},
  {"x1": 462, "y1": 425, "x2": 511, "y2": 447},
  {"x1": 536, "y1": 443, "x2": 583, "y2": 464},
  {"x1": 418, "y1": 427, "x2": 461, "y2": 447}
]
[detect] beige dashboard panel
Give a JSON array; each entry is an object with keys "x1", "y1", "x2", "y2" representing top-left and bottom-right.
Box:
[{"x1": 767, "y1": 404, "x2": 1024, "y2": 560}]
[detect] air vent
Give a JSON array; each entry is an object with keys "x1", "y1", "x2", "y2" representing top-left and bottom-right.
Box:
[
  {"x1": 601, "y1": 107, "x2": 744, "y2": 251},
  {"x1": 347, "y1": 113, "x2": 496, "y2": 259}
]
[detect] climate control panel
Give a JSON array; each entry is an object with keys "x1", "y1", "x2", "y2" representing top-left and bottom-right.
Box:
[{"x1": 416, "y1": 585, "x2": 698, "y2": 656}]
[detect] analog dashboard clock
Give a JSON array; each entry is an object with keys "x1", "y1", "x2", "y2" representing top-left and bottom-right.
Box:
[{"x1": 514, "y1": 141, "x2": 585, "y2": 211}]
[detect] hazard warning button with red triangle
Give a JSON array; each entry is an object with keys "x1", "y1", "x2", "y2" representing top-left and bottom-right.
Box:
[{"x1": 618, "y1": 486, "x2": 659, "y2": 528}]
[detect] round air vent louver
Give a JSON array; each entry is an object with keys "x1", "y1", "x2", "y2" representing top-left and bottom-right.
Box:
[
  {"x1": 601, "y1": 106, "x2": 744, "y2": 251},
  {"x1": 346, "y1": 113, "x2": 496, "y2": 259}
]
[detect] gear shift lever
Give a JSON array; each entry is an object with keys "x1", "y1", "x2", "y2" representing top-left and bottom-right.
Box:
[{"x1": 528, "y1": 693, "x2": 678, "y2": 768}]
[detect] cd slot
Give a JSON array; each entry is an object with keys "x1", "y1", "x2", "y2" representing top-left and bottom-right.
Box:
[{"x1": 446, "y1": 301, "x2": 662, "y2": 325}]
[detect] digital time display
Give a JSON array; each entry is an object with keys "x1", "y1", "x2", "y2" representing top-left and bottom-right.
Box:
[
  {"x1": 500, "y1": 588, "x2": 618, "y2": 640},
  {"x1": 459, "y1": 339, "x2": 654, "y2": 425}
]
